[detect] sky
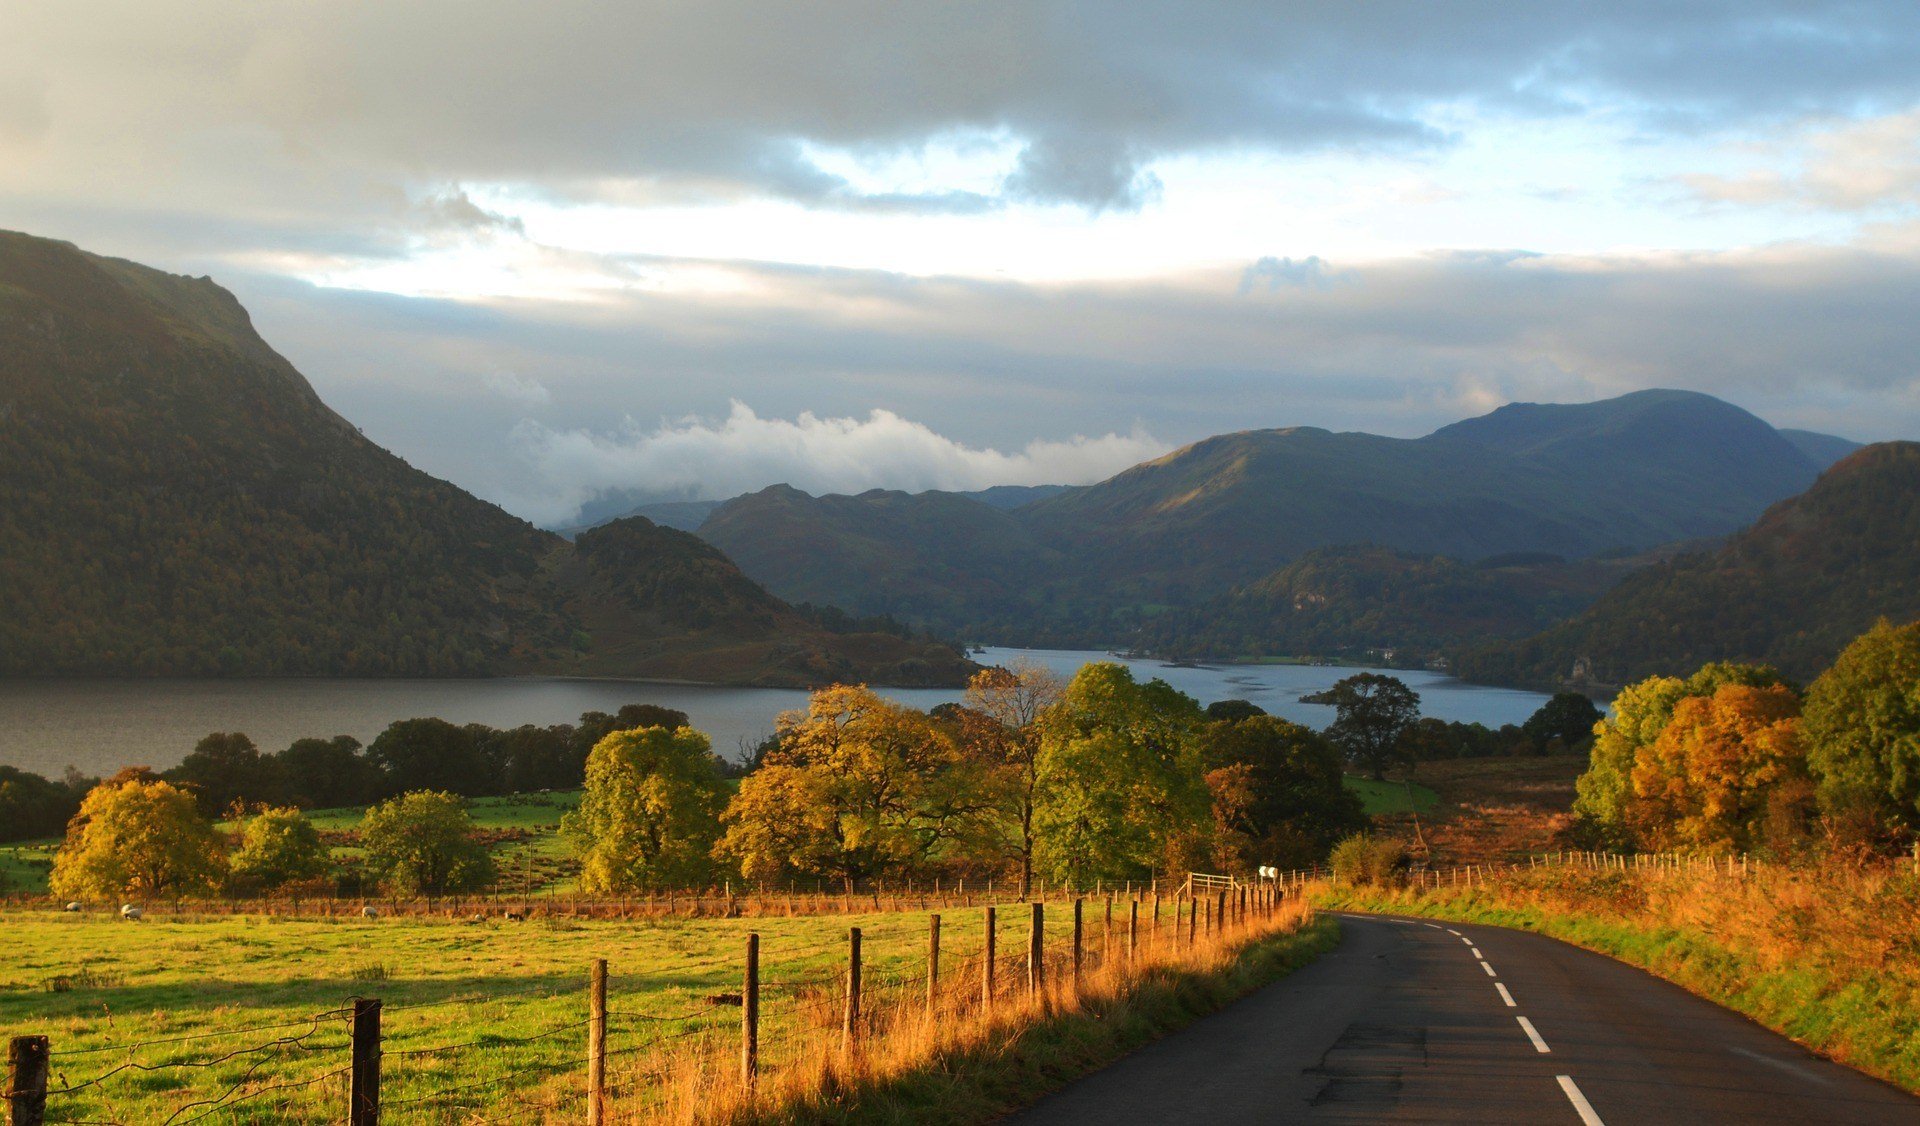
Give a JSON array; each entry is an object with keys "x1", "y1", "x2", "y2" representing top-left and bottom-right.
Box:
[{"x1": 5, "y1": 1, "x2": 1920, "y2": 526}]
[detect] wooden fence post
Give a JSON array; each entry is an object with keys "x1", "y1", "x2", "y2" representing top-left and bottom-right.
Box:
[
  {"x1": 1129, "y1": 899, "x2": 1139, "y2": 960},
  {"x1": 983, "y1": 906, "x2": 997, "y2": 1012},
  {"x1": 844, "y1": 927, "x2": 862, "y2": 1054},
  {"x1": 1186, "y1": 897, "x2": 1196, "y2": 947},
  {"x1": 350, "y1": 998, "x2": 381, "y2": 1126},
  {"x1": 742, "y1": 933, "x2": 760, "y2": 1089},
  {"x1": 928, "y1": 914, "x2": 941, "y2": 1007},
  {"x1": 588, "y1": 959, "x2": 607, "y2": 1125},
  {"x1": 1072, "y1": 899, "x2": 1084, "y2": 988},
  {"x1": 8, "y1": 1036, "x2": 49, "y2": 1126},
  {"x1": 1217, "y1": 891, "x2": 1227, "y2": 937},
  {"x1": 1028, "y1": 902, "x2": 1046, "y2": 996}
]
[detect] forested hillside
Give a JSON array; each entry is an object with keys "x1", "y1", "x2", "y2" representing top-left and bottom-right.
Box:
[
  {"x1": 1135, "y1": 545, "x2": 1646, "y2": 666},
  {"x1": 1456, "y1": 442, "x2": 1920, "y2": 688},
  {"x1": 0, "y1": 230, "x2": 971, "y2": 685},
  {"x1": 699, "y1": 391, "x2": 1830, "y2": 645}
]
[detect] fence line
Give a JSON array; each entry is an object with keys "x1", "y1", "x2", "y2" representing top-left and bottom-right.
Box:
[{"x1": 9, "y1": 883, "x2": 1313, "y2": 1125}]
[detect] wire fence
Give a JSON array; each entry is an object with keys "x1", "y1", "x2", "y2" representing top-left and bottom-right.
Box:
[{"x1": 8, "y1": 883, "x2": 1317, "y2": 1124}]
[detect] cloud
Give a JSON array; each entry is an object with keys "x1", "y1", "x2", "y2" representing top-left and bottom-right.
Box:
[
  {"x1": 1681, "y1": 109, "x2": 1920, "y2": 212},
  {"x1": 499, "y1": 402, "x2": 1168, "y2": 526},
  {"x1": 1239, "y1": 255, "x2": 1334, "y2": 292}
]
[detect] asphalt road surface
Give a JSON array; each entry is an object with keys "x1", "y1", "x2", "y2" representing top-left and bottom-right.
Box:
[{"x1": 1008, "y1": 913, "x2": 1920, "y2": 1124}]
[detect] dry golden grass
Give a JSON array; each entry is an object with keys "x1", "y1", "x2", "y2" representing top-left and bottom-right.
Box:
[{"x1": 541, "y1": 895, "x2": 1321, "y2": 1123}]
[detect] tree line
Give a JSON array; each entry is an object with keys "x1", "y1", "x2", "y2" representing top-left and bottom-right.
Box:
[
  {"x1": 35, "y1": 663, "x2": 1387, "y2": 900},
  {"x1": 1573, "y1": 618, "x2": 1920, "y2": 855}
]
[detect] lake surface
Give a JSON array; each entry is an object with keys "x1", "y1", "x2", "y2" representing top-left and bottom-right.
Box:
[{"x1": 0, "y1": 648, "x2": 1552, "y2": 779}]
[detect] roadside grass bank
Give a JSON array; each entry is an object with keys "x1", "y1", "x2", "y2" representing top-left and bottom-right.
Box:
[
  {"x1": 1317, "y1": 862, "x2": 1920, "y2": 1094},
  {"x1": 659, "y1": 900, "x2": 1334, "y2": 1125}
]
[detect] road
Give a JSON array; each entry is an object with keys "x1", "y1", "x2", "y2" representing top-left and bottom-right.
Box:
[{"x1": 1008, "y1": 913, "x2": 1920, "y2": 1124}]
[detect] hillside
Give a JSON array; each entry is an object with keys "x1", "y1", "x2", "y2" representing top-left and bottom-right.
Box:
[
  {"x1": 699, "y1": 391, "x2": 1831, "y2": 644},
  {"x1": 1455, "y1": 442, "x2": 1920, "y2": 689},
  {"x1": 1134, "y1": 545, "x2": 1644, "y2": 666},
  {"x1": 0, "y1": 230, "x2": 971, "y2": 686}
]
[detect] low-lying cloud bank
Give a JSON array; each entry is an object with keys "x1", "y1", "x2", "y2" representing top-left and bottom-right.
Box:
[{"x1": 504, "y1": 402, "x2": 1167, "y2": 527}]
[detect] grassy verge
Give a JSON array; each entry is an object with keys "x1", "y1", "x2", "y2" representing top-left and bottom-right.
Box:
[
  {"x1": 695, "y1": 906, "x2": 1337, "y2": 1125},
  {"x1": 1319, "y1": 863, "x2": 1920, "y2": 1094}
]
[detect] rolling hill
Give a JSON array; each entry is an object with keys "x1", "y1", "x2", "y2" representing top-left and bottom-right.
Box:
[
  {"x1": 0, "y1": 230, "x2": 971, "y2": 686},
  {"x1": 697, "y1": 391, "x2": 1835, "y2": 645},
  {"x1": 1454, "y1": 442, "x2": 1920, "y2": 689}
]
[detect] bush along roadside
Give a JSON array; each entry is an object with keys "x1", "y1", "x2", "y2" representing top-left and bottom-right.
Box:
[{"x1": 1315, "y1": 857, "x2": 1920, "y2": 1095}]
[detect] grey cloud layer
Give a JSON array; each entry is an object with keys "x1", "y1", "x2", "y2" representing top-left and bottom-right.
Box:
[
  {"x1": 234, "y1": 243, "x2": 1917, "y2": 524},
  {"x1": 8, "y1": 1, "x2": 1920, "y2": 227}
]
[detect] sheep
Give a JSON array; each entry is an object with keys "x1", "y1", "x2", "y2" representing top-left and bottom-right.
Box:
[
  {"x1": 360, "y1": 906, "x2": 380, "y2": 919},
  {"x1": 63, "y1": 901, "x2": 81, "y2": 912},
  {"x1": 119, "y1": 904, "x2": 142, "y2": 920},
  {"x1": 505, "y1": 910, "x2": 526, "y2": 922}
]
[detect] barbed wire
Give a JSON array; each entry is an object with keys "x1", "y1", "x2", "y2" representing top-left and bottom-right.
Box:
[
  {"x1": 53, "y1": 1008, "x2": 354, "y2": 1057},
  {"x1": 48, "y1": 1013, "x2": 347, "y2": 1097},
  {"x1": 381, "y1": 1016, "x2": 593, "y2": 1060}
]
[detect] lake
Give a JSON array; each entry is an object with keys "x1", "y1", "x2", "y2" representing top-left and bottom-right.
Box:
[{"x1": 0, "y1": 648, "x2": 1553, "y2": 779}]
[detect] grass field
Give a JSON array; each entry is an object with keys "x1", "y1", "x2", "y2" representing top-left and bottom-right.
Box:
[
  {"x1": 2, "y1": 896, "x2": 1135, "y2": 1123},
  {"x1": 1343, "y1": 774, "x2": 1438, "y2": 815}
]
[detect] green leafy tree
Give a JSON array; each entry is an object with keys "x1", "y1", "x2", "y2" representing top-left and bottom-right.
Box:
[
  {"x1": 1803, "y1": 619, "x2": 1920, "y2": 845},
  {"x1": 1305, "y1": 673, "x2": 1421, "y2": 779},
  {"x1": 1197, "y1": 716, "x2": 1367, "y2": 870},
  {"x1": 717, "y1": 686, "x2": 995, "y2": 889},
  {"x1": 1523, "y1": 693, "x2": 1605, "y2": 753},
  {"x1": 50, "y1": 777, "x2": 227, "y2": 900},
  {"x1": 366, "y1": 719, "x2": 496, "y2": 797},
  {"x1": 0, "y1": 766, "x2": 90, "y2": 843},
  {"x1": 229, "y1": 807, "x2": 331, "y2": 890},
  {"x1": 359, "y1": 791, "x2": 493, "y2": 895},
  {"x1": 166, "y1": 732, "x2": 282, "y2": 815},
  {"x1": 273, "y1": 736, "x2": 377, "y2": 809},
  {"x1": 564, "y1": 726, "x2": 727, "y2": 892},
  {"x1": 1033, "y1": 663, "x2": 1210, "y2": 884}
]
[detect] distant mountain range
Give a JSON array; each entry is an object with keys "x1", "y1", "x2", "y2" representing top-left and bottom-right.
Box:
[
  {"x1": 635, "y1": 390, "x2": 1856, "y2": 648},
  {"x1": 0, "y1": 230, "x2": 972, "y2": 686},
  {"x1": 1456, "y1": 441, "x2": 1920, "y2": 689}
]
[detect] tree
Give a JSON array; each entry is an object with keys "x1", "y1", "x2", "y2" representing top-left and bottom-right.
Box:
[
  {"x1": 273, "y1": 736, "x2": 377, "y2": 809},
  {"x1": 0, "y1": 766, "x2": 89, "y2": 843},
  {"x1": 564, "y1": 726, "x2": 727, "y2": 892},
  {"x1": 717, "y1": 686, "x2": 994, "y2": 889},
  {"x1": 574, "y1": 705, "x2": 693, "y2": 762},
  {"x1": 1033, "y1": 664, "x2": 1210, "y2": 884},
  {"x1": 366, "y1": 718, "x2": 495, "y2": 797},
  {"x1": 1802, "y1": 619, "x2": 1920, "y2": 846},
  {"x1": 1629, "y1": 684, "x2": 1809, "y2": 853},
  {"x1": 166, "y1": 731, "x2": 281, "y2": 815},
  {"x1": 1197, "y1": 716, "x2": 1367, "y2": 870},
  {"x1": 50, "y1": 777, "x2": 226, "y2": 900},
  {"x1": 958, "y1": 660, "x2": 1065, "y2": 898},
  {"x1": 1204, "y1": 699, "x2": 1267, "y2": 723},
  {"x1": 359, "y1": 791, "x2": 493, "y2": 894},
  {"x1": 494, "y1": 725, "x2": 582, "y2": 793},
  {"x1": 1305, "y1": 673, "x2": 1421, "y2": 779},
  {"x1": 1574, "y1": 663, "x2": 1788, "y2": 845},
  {"x1": 229, "y1": 807, "x2": 330, "y2": 890},
  {"x1": 1523, "y1": 693, "x2": 1605, "y2": 753}
]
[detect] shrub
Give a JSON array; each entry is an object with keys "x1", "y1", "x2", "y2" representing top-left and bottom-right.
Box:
[{"x1": 1329, "y1": 833, "x2": 1409, "y2": 886}]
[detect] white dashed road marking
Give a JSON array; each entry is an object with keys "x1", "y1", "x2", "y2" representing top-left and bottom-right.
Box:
[
  {"x1": 1495, "y1": 983, "x2": 1516, "y2": 1007},
  {"x1": 1558, "y1": 1075, "x2": 1606, "y2": 1125},
  {"x1": 1517, "y1": 1016, "x2": 1551, "y2": 1053},
  {"x1": 1471, "y1": 947, "x2": 1483, "y2": 958},
  {"x1": 1480, "y1": 961, "x2": 1497, "y2": 977}
]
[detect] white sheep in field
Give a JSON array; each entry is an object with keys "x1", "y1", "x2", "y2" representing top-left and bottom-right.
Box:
[
  {"x1": 361, "y1": 906, "x2": 380, "y2": 919},
  {"x1": 64, "y1": 901, "x2": 81, "y2": 912},
  {"x1": 119, "y1": 904, "x2": 142, "y2": 920}
]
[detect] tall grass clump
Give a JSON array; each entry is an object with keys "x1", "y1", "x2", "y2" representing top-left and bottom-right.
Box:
[
  {"x1": 1320, "y1": 858, "x2": 1920, "y2": 1093},
  {"x1": 1328, "y1": 833, "x2": 1408, "y2": 887}
]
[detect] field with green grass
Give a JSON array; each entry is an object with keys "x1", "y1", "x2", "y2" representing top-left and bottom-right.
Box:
[
  {"x1": 1343, "y1": 774, "x2": 1437, "y2": 815},
  {"x1": 1, "y1": 898, "x2": 1079, "y2": 1123}
]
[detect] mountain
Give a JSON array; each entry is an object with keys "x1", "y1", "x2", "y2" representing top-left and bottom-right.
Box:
[
  {"x1": 699, "y1": 390, "x2": 1825, "y2": 644},
  {"x1": 1455, "y1": 442, "x2": 1920, "y2": 689},
  {"x1": 1777, "y1": 428, "x2": 1862, "y2": 470},
  {"x1": 0, "y1": 230, "x2": 971, "y2": 686},
  {"x1": 1133, "y1": 545, "x2": 1649, "y2": 667}
]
